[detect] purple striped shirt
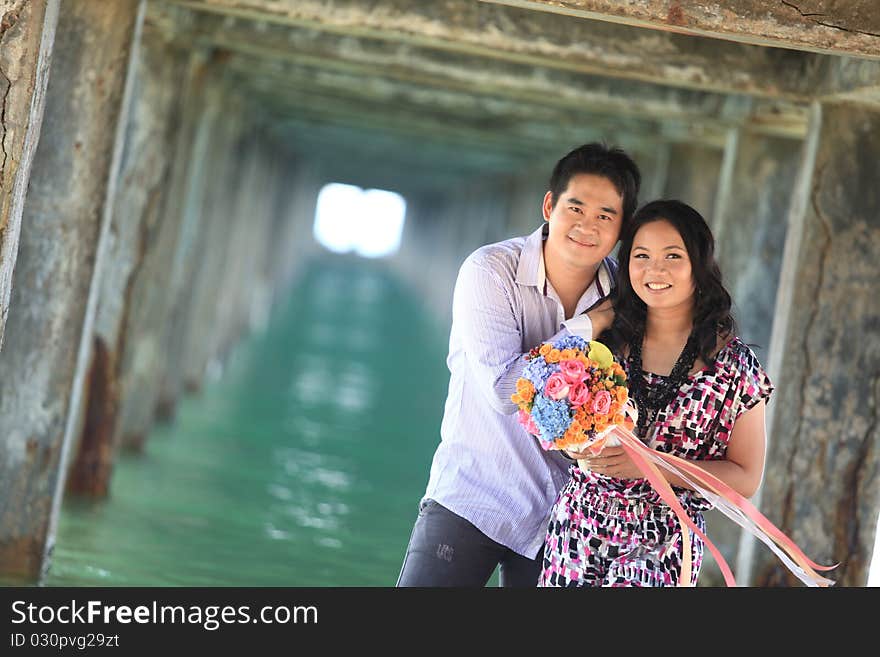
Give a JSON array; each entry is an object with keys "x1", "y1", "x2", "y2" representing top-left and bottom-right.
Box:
[{"x1": 423, "y1": 224, "x2": 615, "y2": 558}]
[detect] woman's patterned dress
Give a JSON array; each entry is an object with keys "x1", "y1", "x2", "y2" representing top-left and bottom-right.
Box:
[{"x1": 538, "y1": 337, "x2": 774, "y2": 587}]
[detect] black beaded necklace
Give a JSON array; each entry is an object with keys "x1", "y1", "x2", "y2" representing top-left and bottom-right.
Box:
[{"x1": 627, "y1": 331, "x2": 700, "y2": 440}]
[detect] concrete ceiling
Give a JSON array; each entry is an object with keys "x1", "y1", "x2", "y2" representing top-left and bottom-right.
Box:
[{"x1": 151, "y1": 0, "x2": 879, "y2": 193}]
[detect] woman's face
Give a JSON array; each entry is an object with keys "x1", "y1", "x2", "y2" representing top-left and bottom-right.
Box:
[{"x1": 629, "y1": 219, "x2": 696, "y2": 312}]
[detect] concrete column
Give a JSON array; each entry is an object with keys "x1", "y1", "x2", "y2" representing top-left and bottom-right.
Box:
[
  {"x1": 66, "y1": 26, "x2": 195, "y2": 494},
  {"x1": 0, "y1": 0, "x2": 143, "y2": 581},
  {"x1": 177, "y1": 99, "x2": 249, "y2": 393},
  {"x1": 639, "y1": 142, "x2": 672, "y2": 205},
  {"x1": 264, "y1": 155, "x2": 323, "y2": 312},
  {"x1": 151, "y1": 75, "x2": 244, "y2": 424},
  {"x1": 714, "y1": 132, "x2": 803, "y2": 360},
  {"x1": 0, "y1": 0, "x2": 59, "y2": 349},
  {"x1": 690, "y1": 130, "x2": 803, "y2": 586},
  {"x1": 748, "y1": 102, "x2": 880, "y2": 587},
  {"x1": 662, "y1": 143, "x2": 723, "y2": 221}
]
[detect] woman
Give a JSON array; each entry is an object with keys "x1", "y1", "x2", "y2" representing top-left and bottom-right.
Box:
[{"x1": 539, "y1": 199, "x2": 773, "y2": 587}]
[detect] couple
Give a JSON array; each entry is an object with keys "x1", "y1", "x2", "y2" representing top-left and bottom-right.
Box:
[{"x1": 397, "y1": 143, "x2": 773, "y2": 587}]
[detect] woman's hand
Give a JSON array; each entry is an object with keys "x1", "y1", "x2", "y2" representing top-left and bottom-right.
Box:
[{"x1": 576, "y1": 445, "x2": 643, "y2": 480}]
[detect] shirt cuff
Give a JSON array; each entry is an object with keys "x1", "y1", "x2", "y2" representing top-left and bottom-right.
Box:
[{"x1": 561, "y1": 314, "x2": 593, "y2": 340}]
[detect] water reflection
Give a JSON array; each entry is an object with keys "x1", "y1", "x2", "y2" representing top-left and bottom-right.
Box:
[{"x1": 46, "y1": 254, "x2": 448, "y2": 586}]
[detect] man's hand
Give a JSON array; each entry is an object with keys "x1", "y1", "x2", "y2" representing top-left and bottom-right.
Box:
[{"x1": 586, "y1": 298, "x2": 614, "y2": 338}]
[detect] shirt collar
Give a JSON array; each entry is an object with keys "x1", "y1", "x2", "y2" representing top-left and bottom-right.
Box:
[
  {"x1": 516, "y1": 222, "x2": 613, "y2": 298},
  {"x1": 515, "y1": 223, "x2": 547, "y2": 287}
]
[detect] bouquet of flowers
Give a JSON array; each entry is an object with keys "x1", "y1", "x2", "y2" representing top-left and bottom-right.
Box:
[
  {"x1": 511, "y1": 335, "x2": 631, "y2": 456},
  {"x1": 512, "y1": 335, "x2": 836, "y2": 588}
]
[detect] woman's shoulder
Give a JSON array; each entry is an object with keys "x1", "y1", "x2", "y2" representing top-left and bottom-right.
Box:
[{"x1": 713, "y1": 335, "x2": 768, "y2": 379}]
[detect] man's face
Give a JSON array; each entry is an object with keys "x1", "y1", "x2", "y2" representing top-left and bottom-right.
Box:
[{"x1": 542, "y1": 173, "x2": 624, "y2": 272}]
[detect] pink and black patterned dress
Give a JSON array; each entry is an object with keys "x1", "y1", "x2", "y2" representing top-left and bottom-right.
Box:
[{"x1": 538, "y1": 337, "x2": 774, "y2": 587}]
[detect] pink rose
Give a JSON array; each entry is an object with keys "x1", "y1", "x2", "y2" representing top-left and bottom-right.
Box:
[
  {"x1": 591, "y1": 389, "x2": 612, "y2": 415},
  {"x1": 560, "y1": 359, "x2": 586, "y2": 385},
  {"x1": 544, "y1": 372, "x2": 570, "y2": 400},
  {"x1": 518, "y1": 409, "x2": 540, "y2": 435},
  {"x1": 568, "y1": 382, "x2": 591, "y2": 407}
]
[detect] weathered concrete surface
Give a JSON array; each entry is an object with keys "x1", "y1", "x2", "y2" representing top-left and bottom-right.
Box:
[
  {"x1": 715, "y1": 132, "x2": 803, "y2": 360},
  {"x1": 174, "y1": 98, "x2": 249, "y2": 396},
  {"x1": 209, "y1": 127, "x2": 279, "y2": 364},
  {"x1": 0, "y1": 0, "x2": 142, "y2": 581},
  {"x1": 168, "y1": 0, "x2": 828, "y2": 99},
  {"x1": 186, "y1": 10, "x2": 773, "y2": 133},
  {"x1": 263, "y1": 156, "x2": 323, "y2": 313},
  {"x1": 484, "y1": 0, "x2": 880, "y2": 59},
  {"x1": 66, "y1": 21, "x2": 191, "y2": 495},
  {"x1": 692, "y1": 131, "x2": 803, "y2": 586},
  {"x1": 753, "y1": 102, "x2": 880, "y2": 587},
  {"x1": 0, "y1": 0, "x2": 58, "y2": 351},
  {"x1": 117, "y1": 50, "x2": 221, "y2": 451},
  {"x1": 661, "y1": 143, "x2": 724, "y2": 220}
]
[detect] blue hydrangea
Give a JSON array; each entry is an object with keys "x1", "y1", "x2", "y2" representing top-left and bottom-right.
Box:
[
  {"x1": 530, "y1": 395, "x2": 573, "y2": 444},
  {"x1": 522, "y1": 357, "x2": 557, "y2": 389},
  {"x1": 551, "y1": 335, "x2": 589, "y2": 353}
]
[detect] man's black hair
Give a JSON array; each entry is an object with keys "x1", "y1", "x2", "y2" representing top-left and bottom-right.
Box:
[{"x1": 548, "y1": 142, "x2": 641, "y2": 229}]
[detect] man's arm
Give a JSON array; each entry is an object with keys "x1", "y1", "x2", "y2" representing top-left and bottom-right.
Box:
[
  {"x1": 452, "y1": 259, "x2": 529, "y2": 415},
  {"x1": 453, "y1": 259, "x2": 605, "y2": 415}
]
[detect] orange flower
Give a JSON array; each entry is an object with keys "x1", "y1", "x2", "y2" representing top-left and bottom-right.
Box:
[
  {"x1": 547, "y1": 349, "x2": 562, "y2": 363},
  {"x1": 539, "y1": 343, "x2": 552, "y2": 357},
  {"x1": 612, "y1": 412, "x2": 625, "y2": 425},
  {"x1": 615, "y1": 387, "x2": 628, "y2": 404},
  {"x1": 594, "y1": 418, "x2": 608, "y2": 433}
]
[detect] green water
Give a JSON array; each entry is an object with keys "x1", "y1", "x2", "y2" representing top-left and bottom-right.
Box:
[{"x1": 44, "y1": 255, "x2": 451, "y2": 586}]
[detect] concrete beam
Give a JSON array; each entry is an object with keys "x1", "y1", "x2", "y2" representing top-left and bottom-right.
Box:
[
  {"x1": 0, "y1": 0, "x2": 59, "y2": 351},
  {"x1": 483, "y1": 0, "x2": 880, "y2": 59},
  {"x1": 182, "y1": 11, "x2": 769, "y2": 128},
  {"x1": 165, "y1": 0, "x2": 826, "y2": 99}
]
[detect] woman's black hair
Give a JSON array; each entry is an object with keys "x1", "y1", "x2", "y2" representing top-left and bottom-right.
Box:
[{"x1": 600, "y1": 199, "x2": 736, "y2": 365}]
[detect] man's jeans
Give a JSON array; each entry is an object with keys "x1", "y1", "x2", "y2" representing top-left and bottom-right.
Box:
[{"x1": 396, "y1": 499, "x2": 542, "y2": 587}]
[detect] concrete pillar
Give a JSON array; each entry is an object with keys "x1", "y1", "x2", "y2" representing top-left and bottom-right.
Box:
[
  {"x1": 0, "y1": 0, "x2": 59, "y2": 349},
  {"x1": 747, "y1": 102, "x2": 880, "y2": 587},
  {"x1": 715, "y1": 132, "x2": 803, "y2": 360},
  {"x1": 66, "y1": 25, "x2": 194, "y2": 495},
  {"x1": 116, "y1": 52, "x2": 222, "y2": 451},
  {"x1": 264, "y1": 155, "x2": 323, "y2": 312},
  {"x1": 688, "y1": 130, "x2": 803, "y2": 586},
  {"x1": 151, "y1": 73, "x2": 244, "y2": 424},
  {"x1": 662, "y1": 143, "x2": 723, "y2": 221},
  {"x1": 638, "y1": 142, "x2": 672, "y2": 205},
  {"x1": 211, "y1": 127, "x2": 280, "y2": 363},
  {"x1": 0, "y1": 0, "x2": 143, "y2": 581},
  {"x1": 177, "y1": 100, "x2": 249, "y2": 394}
]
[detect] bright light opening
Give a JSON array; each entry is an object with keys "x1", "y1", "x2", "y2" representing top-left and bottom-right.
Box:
[{"x1": 313, "y1": 183, "x2": 406, "y2": 258}]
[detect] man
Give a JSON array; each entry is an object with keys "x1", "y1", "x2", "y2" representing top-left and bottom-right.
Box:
[{"x1": 397, "y1": 143, "x2": 641, "y2": 587}]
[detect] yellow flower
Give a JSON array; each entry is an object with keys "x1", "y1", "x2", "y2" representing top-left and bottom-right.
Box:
[
  {"x1": 539, "y1": 343, "x2": 552, "y2": 357},
  {"x1": 588, "y1": 340, "x2": 614, "y2": 369},
  {"x1": 547, "y1": 349, "x2": 561, "y2": 363}
]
